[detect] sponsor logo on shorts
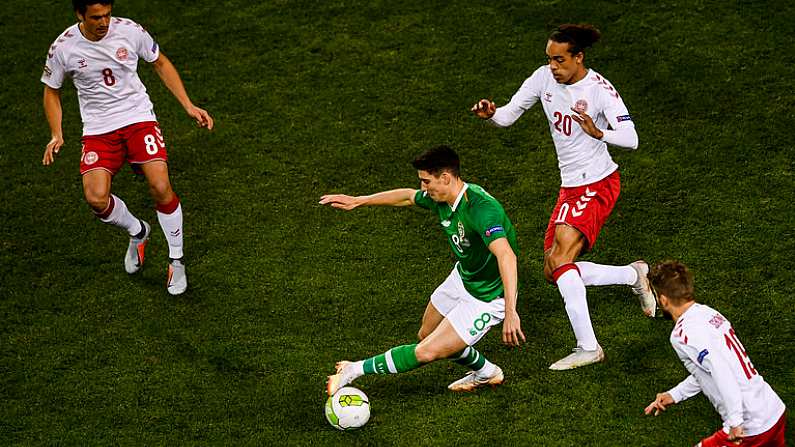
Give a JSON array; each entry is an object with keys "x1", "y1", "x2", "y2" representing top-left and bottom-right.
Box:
[
  {"x1": 116, "y1": 47, "x2": 129, "y2": 61},
  {"x1": 697, "y1": 349, "x2": 709, "y2": 364},
  {"x1": 484, "y1": 225, "x2": 504, "y2": 237},
  {"x1": 83, "y1": 151, "x2": 99, "y2": 165},
  {"x1": 617, "y1": 114, "x2": 632, "y2": 122},
  {"x1": 43, "y1": 65, "x2": 52, "y2": 78},
  {"x1": 574, "y1": 99, "x2": 588, "y2": 113},
  {"x1": 468, "y1": 312, "x2": 492, "y2": 336}
]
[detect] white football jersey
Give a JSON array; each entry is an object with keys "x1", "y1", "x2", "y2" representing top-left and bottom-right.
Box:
[
  {"x1": 491, "y1": 66, "x2": 635, "y2": 187},
  {"x1": 41, "y1": 17, "x2": 160, "y2": 136},
  {"x1": 667, "y1": 303, "x2": 785, "y2": 436}
]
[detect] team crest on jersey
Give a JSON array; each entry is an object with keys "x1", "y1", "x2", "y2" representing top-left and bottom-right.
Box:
[
  {"x1": 77, "y1": 58, "x2": 88, "y2": 69},
  {"x1": 708, "y1": 314, "x2": 726, "y2": 329},
  {"x1": 116, "y1": 47, "x2": 129, "y2": 61},
  {"x1": 574, "y1": 99, "x2": 588, "y2": 113},
  {"x1": 83, "y1": 151, "x2": 99, "y2": 165},
  {"x1": 544, "y1": 92, "x2": 553, "y2": 102}
]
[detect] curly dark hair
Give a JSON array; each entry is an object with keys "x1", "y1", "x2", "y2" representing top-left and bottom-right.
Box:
[
  {"x1": 73, "y1": 0, "x2": 114, "y2": 15},
  {"x1": 549, "y1": 24, "x2": 601, "y2": 56}
]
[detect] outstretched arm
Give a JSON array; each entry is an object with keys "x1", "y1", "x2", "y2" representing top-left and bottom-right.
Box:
[
  {"x1": 488, "y1": 238, "x2": 525, "y2": 347},
  {"x1": 151, "y1": 53, "x2": 214, "y2": 130},
  {"x1": 42, "y1": 86, "x2": 64, "y2": 165},
  {"x1": 319, "y1": 188, "x2": 416, "y2": 210}
]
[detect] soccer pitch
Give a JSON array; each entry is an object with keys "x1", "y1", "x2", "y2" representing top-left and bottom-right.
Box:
[{"x1": 1, "y1": 0, "x2": 793, "y2": 445}]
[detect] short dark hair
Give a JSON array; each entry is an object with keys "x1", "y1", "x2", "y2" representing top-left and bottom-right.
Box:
[
  {"x1": 73, "y1": 0, "x2": 114, "y2": 15},
  {"x1": 549, "y1": 24, "x2": 601, "y2": 56},
  {"x1": 412, "y1": 145, "x2": 460, "y2": 178},
  {"x1": 649, "y1": 260, "x2": 695, "y2": 304}
]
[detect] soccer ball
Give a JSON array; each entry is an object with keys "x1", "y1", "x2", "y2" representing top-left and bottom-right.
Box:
[{"x1": 325, "y1": 386, "x2": 370, "y2": 430}]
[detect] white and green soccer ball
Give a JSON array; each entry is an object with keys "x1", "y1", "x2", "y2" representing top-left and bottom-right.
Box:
[{"x1": 325, "y1": 386, "x2": 370, "y2": 430}]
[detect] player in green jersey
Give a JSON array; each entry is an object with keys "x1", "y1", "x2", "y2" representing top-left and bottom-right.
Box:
[{"x1": 320, "y1": 145, "x2": 525, "y2": 395}]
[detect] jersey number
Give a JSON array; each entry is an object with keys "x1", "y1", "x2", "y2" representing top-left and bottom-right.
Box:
[
  {"x1": 553, "y1": 112, "x2": 572, "y2": 136},
  {"x1": 102, "y1": 68, "x2": 116, "y2": 86},
  {"x1": 144, "y1": 126, "x2": 165, "y2": 155},
  {"x1": 724, "y1": 328, "x2": 758, "y2": 380}
]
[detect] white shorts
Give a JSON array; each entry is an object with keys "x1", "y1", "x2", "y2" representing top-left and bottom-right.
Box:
[{"x1": 430, "y1": 267, "x2": 505, "y2": 346}]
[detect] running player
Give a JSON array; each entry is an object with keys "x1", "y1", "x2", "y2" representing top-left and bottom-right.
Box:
[
  {"x1": 41, "y1": 0, "x2": 213, "y2": 295},
  {"x1": 321, "y1": 145, "x2": 524, "y2": 395},
  {"x1": 644, "y1": 261, "x2": 787, "y2": 447},
  {"x1": 472, "y1": 23, "x2": 655, "y2": 370}
]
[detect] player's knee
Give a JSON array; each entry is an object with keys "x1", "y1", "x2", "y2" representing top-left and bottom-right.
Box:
[
  {"x1": 83, "y1": 188, "x2": 110, "y2": 212},
  {"x1": 148, "y1": 180, "x2": 173, "y2": 203},
  {"x1": 544, "y1": 254, "x2": 565, "y2": 283}
]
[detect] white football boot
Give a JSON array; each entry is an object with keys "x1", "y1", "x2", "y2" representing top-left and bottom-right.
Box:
[
  {"x1": 124, "y1": 220, "x2": 151, "y2": 274},
  {"x1": 167, "y1": 258, "x2": 188, "y2": 295},
  {"x1": 549, "y1": 345, "x2": 605, "y2": 371},
  {"x1": 630, "y1": 260, "x2": 656, "y2": 317},
  {"x1": 327, "y1": 361, "x2": 358, "y2": 396},
  {"x1": 448, "y1": 366, "x2": 504, "y2": 392}
]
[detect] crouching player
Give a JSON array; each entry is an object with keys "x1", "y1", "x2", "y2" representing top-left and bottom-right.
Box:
[
  {"x1": 644, "y1": 261, "x2": 787, "y2": 446},
  {"x1": 320, "y1": 145, "x2": 525, "y2": 395}
]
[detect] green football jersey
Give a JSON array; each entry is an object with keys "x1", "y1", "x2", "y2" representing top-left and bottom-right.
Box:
[{"x1": 414, "y1": 183, "x2": 518, "y2": 302}]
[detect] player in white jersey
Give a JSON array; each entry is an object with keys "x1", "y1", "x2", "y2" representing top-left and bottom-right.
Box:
[
  {"x1": 472, "y1": 24, "x2": 656, "y2": 370},
  {"x1": 41, "y1": 0, "x2": 214, "y2": 295},
  {"x1": 644, "y1": 261, "x2": 787, "y2": 447}
]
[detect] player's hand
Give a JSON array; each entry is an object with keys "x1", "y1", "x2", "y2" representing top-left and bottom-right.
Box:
[
  {"x1": 186, "y1": 105, "x2": 214, "y2": 130},
  {"x1": 43, "y1": 134, "x2": 64, "y2": 165},
  {"x1": 644, "y1": 392, "x2": 675, "y2": 416},
  {"x1": 319, "y1": 194, "x2": 361, "y2": 210},
  {"x1": 727, "y1": 426, "x2": 745, "y2": 444},
  {"x1": 502, "y1": 310, "x2": 525, "y2": 347},
  {"x1": 471, "y1": 99, "x2": 496, "y2": 119},
  {"x1": 570, "y1": 107, "x2": 604, "y2": 140}
]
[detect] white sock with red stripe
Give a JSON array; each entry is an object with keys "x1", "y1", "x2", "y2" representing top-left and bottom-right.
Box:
[
  {"x1": 553, "y1": 264, "x2": 598, "y2": 351},
  {"x1": 156, "y1": 196, "x2": 183, "y2": 260},
  {"x1": 576, "y1": 261, "x2": 637, "y2": 286},
  {"x1": 95, "y1": 194, "x2": 143, "y2": 237}
]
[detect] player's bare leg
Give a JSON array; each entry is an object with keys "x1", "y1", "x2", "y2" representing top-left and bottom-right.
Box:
[
  {"x1": 418, "y1": 301, "x2": 445, "y2": 340},
  {"x1": 140, "y1": 161, "x2": 186, "y2": 295},
  {"x1": 546, "y1": 225, "x2": 604, "y2": 370},
  {"x1": 83, "y1": 170, "x2": 149, "y2": 273}
]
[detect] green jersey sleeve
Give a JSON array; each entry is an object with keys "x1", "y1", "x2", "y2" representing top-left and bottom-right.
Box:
[
  {"x1": 413, "y1": 190, "x2": 435, "y2": 210},
  {"x1": 471, "y1": 197, "x2": 509, "y2": 246}
]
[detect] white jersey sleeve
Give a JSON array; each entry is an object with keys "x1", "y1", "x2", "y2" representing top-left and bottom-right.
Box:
[
  {"x1": 594, "y1": 75, "x2": 638, "y2": 149},
  {"x1": 673, "y1": 331, "x2": 745, "y2": 427},
  {"x1": 41, "y1": 29, "x2": 74, "y2": 89},
  {"x1": 667, "y1": 374, "x2": 701, "y2": 403},
  {"x1": 670, "y1": 304, "x2": 786, "y2": 436},
  {"x1": 489, "y1": 66, "x2": 545, "y2": 128},
  {"x1": 134, "y1": 26, "x2": 160, "y2": 63}
]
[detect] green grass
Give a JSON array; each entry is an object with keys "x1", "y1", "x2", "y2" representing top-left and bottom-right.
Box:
[{"x1": 1, "y1": 0, "x2": 794, "y2": 445}]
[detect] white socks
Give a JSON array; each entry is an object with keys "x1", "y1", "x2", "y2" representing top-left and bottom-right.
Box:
[
  {"x1": 157, "y1": 203, "x2": 184, "y2": 260},
  {"x1": 576, "y1": 261, "x2": 638, "y2": 286},
  {"x1": 97, "y1": 194, "x2": 143, "y2": 237},
  {"x1": 555, "y1": 266, "x2": 598, "y2": 351}
]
